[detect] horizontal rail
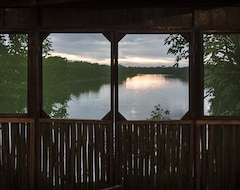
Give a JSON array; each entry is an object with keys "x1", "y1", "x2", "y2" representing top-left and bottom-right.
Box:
[
  {"x1": 118, "y1": 120, "x2": 193, "y2": 125},
  {"x1": 196, "y1": 119, "x2": 240, "y2": 125},
  {"x1": 0, "y1": 117, "x2": 34, "y2": 123},
  {"x1": 2, "y1": 117, "x2": 240, "y2": 126},
  {"x1": 39, "y1": 118, "x2": 112, "y2": 124}
]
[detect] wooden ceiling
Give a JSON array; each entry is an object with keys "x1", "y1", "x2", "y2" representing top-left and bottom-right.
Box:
[
  {"x1": 0, "y1": 0, "x2": 239, "y2": 8},
  {"x1": 0, "y1": 0, "x2": 240, "y2": 31}
]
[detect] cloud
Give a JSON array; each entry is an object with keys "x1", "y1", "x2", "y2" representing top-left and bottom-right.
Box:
[
  {"x1": 48, "y1": 33, "x2": 188, "y2": 67},
  {"x1": 49, "y1": 33, "x2": 110, "y2": 61}
]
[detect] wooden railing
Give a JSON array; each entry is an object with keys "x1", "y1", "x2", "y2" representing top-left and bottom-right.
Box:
[
  {"x1": 38, "y1": 118, "x2": 113, "y2": 189},
  {"x1": 0, "y1": 118, "x2": 34, "y2": 190},
  {"x1": 115, "y1": 120, "x2": 194, "y2": 190},
  {"x1": 195, "y1": 120, "x2": 240, "y2": 190},
  {"x1": 1, "y1": 118, "x2": 240, "y2": 190}
]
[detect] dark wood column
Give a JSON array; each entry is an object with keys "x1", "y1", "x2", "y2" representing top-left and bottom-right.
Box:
[
  {"x1": 28, "y1": 31, "x2": 42, "y2": 118},
  {"x1": 27, "y1": 8, "x2": 42, "y2": 189},
  {"x1": 192, "y1": 9, "x2": 203, "y2": 190}
]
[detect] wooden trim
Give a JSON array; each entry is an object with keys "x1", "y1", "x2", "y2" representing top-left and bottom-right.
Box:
[
  {"x1": 196, "y1": 119, "x2": 240, "y2": 125},
  {"x1": 38, "y1": 117, "x2": 112, "y2": 124},
  {"x1": 118, "y1": 119, "x2": 193, "y2": 125},
  {"x1": 0, "y1": 117, "x2": 34, "y2": 123}
]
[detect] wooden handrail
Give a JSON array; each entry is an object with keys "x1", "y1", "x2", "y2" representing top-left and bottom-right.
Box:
[
  {"x1": 196, "y1": 119, "x2": 240, "y2": 125},
  {"x1": 1, "y1": 118, "x2": 240, "y2": 126},
  {"x1": 0, "y1": 117, "x2": 34, "y2": 123},
  {"x1": 38, "y1": 118, "x2": 112, "y2": 124}
]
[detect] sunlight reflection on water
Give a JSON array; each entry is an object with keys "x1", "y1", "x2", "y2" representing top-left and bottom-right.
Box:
[
  {"x1": 67, "y1": 74, "x2": 189, "y2": 120},
  {"x1": 125, "y1": 74, "x2": 169, "y2": 90}
]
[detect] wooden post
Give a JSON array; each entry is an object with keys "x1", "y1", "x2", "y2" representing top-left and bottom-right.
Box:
[
  {"x1": 28, "y1": 20, "x2": 42, "y2": 190},
  {"x1": 192, "y1": 9, "x2": 204, "y2": 190}
]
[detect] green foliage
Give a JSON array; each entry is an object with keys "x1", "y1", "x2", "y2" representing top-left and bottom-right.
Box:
[
  {"x1": 0, "y1": 52, "x2": 27, "y2": 113},
  {"x1": 42, "y1": 37, "x2": 53, "y2": 57},
  {"x1": 165, "y1": 33, "x2": 240, "y2": 116},
  {"x1": 147, "y1": 104, "x2": 170, "y2": 120},
  {"x1": 203, "y1": 34, "x2": 240, "y2": 115},
  {"x1": 0, "y1": 34, "x2": 52, "y2": 114},
  {"x1": 42, "y1": 56, "x2": 111, "y2": 117},
  {"x1": 164, "y1": 34, "x2": 189, "y2": 62},
  {"x1": 0, "y1": 33, "x2": 189, "y2": 117},
  {"x1": 8, "y1": 34, "x2": 28, "y2": 57}
]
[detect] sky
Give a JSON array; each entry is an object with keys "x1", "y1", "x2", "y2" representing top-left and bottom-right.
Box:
[{"x1": 48, "y1": 33, "x2": 188, "y2": 67}]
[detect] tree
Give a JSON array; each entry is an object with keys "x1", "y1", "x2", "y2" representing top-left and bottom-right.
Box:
[
  {"x1": 204, "y1": 34, "x2": 240, "y2": 115},
  {"x1": 147, "y1": 104, "x2": 170, "y2": 120},
  {"x1": 164, "y1": 34, "x2": 189, "y2": 62},
  {"x1": 0, "y1": 34, "x2": 53, "y2": 113},
  {"x1": 164, "y1": 33, "x2": 240, "y2": 116}
]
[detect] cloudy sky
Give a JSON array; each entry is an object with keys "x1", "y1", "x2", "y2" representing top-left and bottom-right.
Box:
[{"x1": 48, "y1": 33, "x2": 188, "y2": 67}]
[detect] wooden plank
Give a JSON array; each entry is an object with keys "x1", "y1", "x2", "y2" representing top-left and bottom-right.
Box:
[
  {"x1": 143, "y1": 124, "x2": 149, "y2": 190},
  {"x1": 75, "y1": 123, "x2": 80, "y2": 187},
  {"x1": 88, "y1": 124, "x2": 94, "y2": 189},
  {"x1": 133, "y1": 124, "x2": 138, "y2": 189},
  {"x1": 83, "y1": 123, "x2": 87, "y2": 188},
  {"x1": 98, "y1": 124, "x2": 103, "y2": 187},
  {"x1": 156, "y1": 124, "x2": 162, "y2": 188},
  {"x1": 3, "y1": 118, "x2": 240, "y2": 190},
  {"x1": 72, "y1": 122, "x2": 76, "y2": 188},
  {"x1": 230, "y1": 126, "x2": 237, "y2": 189},
  {"x1": 196, "y1": 120, "x2": 240, "y2": 125},
  {"x1": 208, "y1": 125, "x2": 214, "y2": 190},
  {"x1": 120, "y1": 124, "x2": 127, "y2": 188},
  {"x1": 150, "y1": 124, "x2": 155, "y2": 189},
  {"x1": 79, "y1": 123, "x2": 84, "y2": 189},
  {"x1": 108, "y1": 121, "x2": 114, "y2": 188},
  {"x1": 94, "y1": 124, "x2": 99, "y2": 189},
  {"x1": 0, "y1": 118, "x2": 34, "y2": 123},
  {"x1": 189, "y1": 122, "x2": 194, "y2": 190},
  {"x1": 201, "y1": 124, "x2": 207, "y2": 190}
]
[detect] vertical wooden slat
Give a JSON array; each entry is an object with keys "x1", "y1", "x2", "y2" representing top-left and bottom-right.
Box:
[
  {"x1": 201, "y1": 124, "x2": 206, "y2": 190},
  {"x1": 143, "y1": 123, "x2": 146, "y2": 190},
  {"x1": 79, "y1": 123, "x2": 83, "y2": 189},
  {"x1": 45, "y1": 123, "x2": 49, "y2": 189},
  {"x1": 73, "y1": 123, "x2": 77, "y2": 188},
  {"x1": 2, "y1": 119, "x2": 240, "y2": 190},
  {"x1": 159, "y1": 123, "x2": 162, "y2": 185},
  {"x1": 76, "y1": 123, "x2": 80, "y2": 188},
  {"x1": 0, "y1": 119, "x2": 32, "y2": 190},
  {"x1": 70, "y1": 123, "x2": 76, "y2": 189},
  {"x1": 99, "y1": 124, "x2": 104, "y2": 187},
  {"x1": 231, "y1": 125, "x2": 237, "y2": 189},
  {"x1": 195, "y1": 123, "x2": 201, "y2": 190},
  {"x1": 150, "y1": 124, "x2": 155, "y2": 190},
  {"x1": 65, "y1": 123, "x2": 70, "y2": 188},
  {"x1": 94, "y1": 124, "x2": 99, "y2": 189},
  {"x1": 83, "y1": 123, "x2": 88, "y2": 188},
  {"x1": 88, "y1": 124, "x2": 93, "y2": 189},
  {"x1": 189, "y1": 122, "x2": 194, "y2": 190},
  {"x1": 60, "y1": 122, "x2": 64, "y2": 188}
]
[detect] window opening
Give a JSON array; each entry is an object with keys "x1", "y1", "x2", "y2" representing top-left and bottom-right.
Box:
[
  {"x1": 42, "y1": 33, "x2": 110, "y2": 119},
  {"x1": 204, "y1": 33, "x2": 240, "y2": 116},
  {"x1": 0, "y1": 34, "x2": 28, "y2": 114},
  {"x1": 118, "y1": 34, "x2": 189, "y2": 120}
]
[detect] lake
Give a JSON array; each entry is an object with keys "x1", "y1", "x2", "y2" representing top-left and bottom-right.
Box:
[{"x1": 66, "y1": 74, "x2": 189, "y2": 120}]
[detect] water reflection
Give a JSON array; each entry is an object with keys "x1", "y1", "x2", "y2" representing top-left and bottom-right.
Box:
[
  {"x1": 119, "y1": 74, "x2": 189, "y2": 120},
  {"x1": 125, "y1": 74, "x2": 169, "y2": 90},
  {"x1": 54, "y1": 74, "x2": 189, "y2": 120}
]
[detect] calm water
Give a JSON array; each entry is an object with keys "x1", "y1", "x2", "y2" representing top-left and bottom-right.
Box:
[{"x1": 66, "y1": 74, "x2": 189, "y2": 120}]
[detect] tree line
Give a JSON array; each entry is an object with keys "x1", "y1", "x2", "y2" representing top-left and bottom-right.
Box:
[
  {"x1": 165, "y1": 33, "x2": 240, "y2": 116},
  {"x1": 2, "y1": 32, "x2": 238, "y2": 117}
]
